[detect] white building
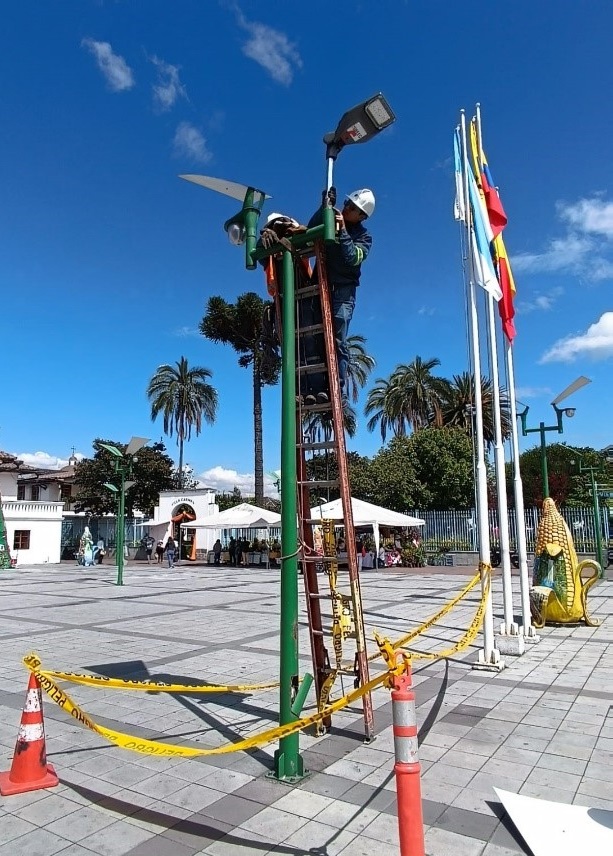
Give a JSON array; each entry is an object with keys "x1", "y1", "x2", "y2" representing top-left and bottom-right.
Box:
[
  {"x1": 1, "y1": 449, "x2": 221, "y2": 565},
  {"x1": 145, "y1": 489, "x2": 219, "y2": 560},
  {"x1": 1, "y1": 451, "x2": 64, "y2": 565}
]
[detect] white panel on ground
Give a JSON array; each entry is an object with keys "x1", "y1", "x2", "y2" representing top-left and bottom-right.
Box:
[{"x1": 495, "y1": 788, "x2": 613, "y2": 856}]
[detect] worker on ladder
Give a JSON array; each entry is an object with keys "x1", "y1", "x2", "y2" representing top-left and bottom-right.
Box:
[{"x1": 303, "y1": 187, "x2": 375, "y2": 404}]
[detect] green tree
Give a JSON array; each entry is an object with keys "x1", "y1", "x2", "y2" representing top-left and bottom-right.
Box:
[
  {"x1": 408, "y1": 427, "x2": 475, "y2": 509},
  {"x1": 74, "y1": 440, "x2": 175, "y2": 517},
  {"x1": 438, "y1": 372, "x2": 511, "y2": 448},
  {"x1": 200, "y1": 293, "x2": 280, "y2": 506},
  {"x1": 365, "y1": 356, "x2": 448, "y2": 441},
  {"x1": 147, "y1": 357, "x2": 218, "y2": 489},
  {"x1": 512, "y1": 443, "x2": 608, "y2": 507},
  {"x1": 217, "y1": 487, "x2": 243, "y2": 512},
  {"x1": 367, "y1": 437, "x2": 421, "y2": 511},
  {"x1": 346, "y1": 335, "x2": 376, "y2": 404}
]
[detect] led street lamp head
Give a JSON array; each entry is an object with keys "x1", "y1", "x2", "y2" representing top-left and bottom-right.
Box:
[{"x1": 227, "y1": 223, "x2": 246, "y2": 245}]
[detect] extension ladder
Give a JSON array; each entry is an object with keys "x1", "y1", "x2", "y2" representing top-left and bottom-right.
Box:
[{"x1": 275, "y1": 240, "x2": 374, "y2": 741}]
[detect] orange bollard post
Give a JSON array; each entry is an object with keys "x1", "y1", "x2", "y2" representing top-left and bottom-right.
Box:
[
  {"x1": 391, "y1": 655, "x2": 425, "y2": 856},
  {"x1": 0, "y1": 672, "x2": 59, "y2": 796}
]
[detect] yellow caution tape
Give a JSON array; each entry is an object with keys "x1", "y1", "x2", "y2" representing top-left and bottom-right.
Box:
[
  {"x1": 37, "y1": 668, "x2": 279, "y2": 694},
  {"x1": 368, "y1": 569, "x2": 482, "y2": 661},
  {"x1": 23, "y1": 653, "x2": 390, "y2": 758},
  {"x1": 21, "y1": 568, "x2": 492, "y2": 759},
  {"x1": 408, "y1": 572, "x2": 490, "y2": 661}
]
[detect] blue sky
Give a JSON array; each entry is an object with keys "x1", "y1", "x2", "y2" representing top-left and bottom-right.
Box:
[{"x1": 3, "y1": 1, "x2": 612, "y2": 494}]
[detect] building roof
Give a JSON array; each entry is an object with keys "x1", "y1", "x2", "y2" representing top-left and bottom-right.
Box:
[
  {"x1": 17, "y1": 462, "x2": 77, "y2": 484},
  {"x1": 0, "y1": 450, "x2": 34, "y2": 473}
]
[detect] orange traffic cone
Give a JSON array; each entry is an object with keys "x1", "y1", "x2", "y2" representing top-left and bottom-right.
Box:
[{"x1": 0, "y1": 673, "x2": 59, "y2": 795}]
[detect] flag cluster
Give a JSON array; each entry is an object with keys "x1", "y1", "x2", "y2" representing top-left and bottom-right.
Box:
[{"x1": 454, "y1": 119, "x2": 517, "y2": 341}]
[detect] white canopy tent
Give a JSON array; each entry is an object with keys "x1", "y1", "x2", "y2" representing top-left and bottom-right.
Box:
[
  {"x1": 181, "y1": 503, "x2": 281, "y2": 567},
  {"x1": 309, "y1": 497, "x2": 425, "y2": 562},
  {"x1": 182, "y1": 502, "x2": 281, "y2": 530}
]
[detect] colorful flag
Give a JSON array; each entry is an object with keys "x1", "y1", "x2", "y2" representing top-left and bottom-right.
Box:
[
  {"x1": 470, "y1": 118, "x2": 516, "y2": 340},
  {"x1": 455, "y1": 129, "x2": 502, "y2": 301},
  {"x1": 470, "y1": 121, "x2": 507, "y2": 237},
  {"x1": 494, "y1": 235, "x2": 516, "y2": 341}
]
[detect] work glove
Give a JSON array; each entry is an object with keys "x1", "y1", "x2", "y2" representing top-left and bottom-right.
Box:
[
  {"x1": 260, "y1": 227, "x2": 278, "y2": 249},
  {"x1": 321, "y1": 186, "x2": 337, "y2": 207}
]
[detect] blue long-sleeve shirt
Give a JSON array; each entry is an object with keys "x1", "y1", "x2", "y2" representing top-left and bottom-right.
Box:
[{"x1": 308, "y1": 207, "x2": 372, "y2": 287}]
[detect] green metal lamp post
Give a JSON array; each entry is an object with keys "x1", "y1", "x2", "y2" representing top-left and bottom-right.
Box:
[
  {"x1": 519, "y1": 376, "x2": 591, "y2": 500},
  {"x1": 101, "y1": 437, "x2": 149, "y2": 586},
  {"x1": 570, "y1": 454, "x2": 605, "y2": 572},
  {"x1": 179, "y1": 92, "x2": 396, "y2": 782}
]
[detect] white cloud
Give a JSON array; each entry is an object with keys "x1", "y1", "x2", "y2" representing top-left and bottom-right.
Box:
[
  {"x1": 558, "y1": 197, "x2": 613, "y2": 238},
  {"x1": 81, "y1": 38, "x2": 134, "y2": 92},
  {"x1": 172, "y1": 122, "x2": 212, "y2": 163},
  {"x1": 150, "y1": 55, "x2": 186, "y2": 111},
  {"x1": 417, "y1": 306, "x2": 435, "y2": 316},
  {"x1": 16, "y1": 451, "x2": 84, "y2": 470},
  {"x1": 516, "y1": 286, "x2": 564, "y2": 314},
  {"x1": 513, "y1": 235, "x2": 592, "y2": 274},
  {"x1": 235, "y1": 10, "x2": 302, "y2": 85},
  {"x1": 198, "y1": 465, "x2": 279, "y2": 497},
  {"x1": 173, "y1": 325, "x2": 200, "y2": 338},
  {"x1": 540, "y1": 311, "x2": 613, "y2": 363},
  {"x1": 514, "y1": 386, "x2": 553, "y2": 400},
  {"x1": 513, "y1": 196, "x2": 613, "y2": 282}
]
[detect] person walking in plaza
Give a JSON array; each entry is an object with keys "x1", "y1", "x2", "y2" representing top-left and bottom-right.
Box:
[
  {"x1": 155, "y1": 540, "x2": 164, "y2": 563},
  {"x1": 165, "y1": 536, "x2": 176, "y2": 568},
  {"x1": 213, "y1": 538, "x2": 222, "y2": 566},
  {"x1": 143, "y1": 535, "x2": 155, "y2": 564},
  {"x1": 303, "y1": 187, "x2": 374, "y2": 403}
]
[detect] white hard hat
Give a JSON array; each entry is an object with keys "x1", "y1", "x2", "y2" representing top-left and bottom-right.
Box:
[
  {"x1": 265, "y1": 212, "x2": 284, "y2": 225},
  {"x1": 264, "y1": 212, "x2": 300, "y2": 228},
  {"x1": 346, "y1": 188, "x2": 375, "y2": 218}
]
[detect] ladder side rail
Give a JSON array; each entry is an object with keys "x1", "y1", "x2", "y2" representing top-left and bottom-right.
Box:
[
  {"x1": 315, "y1": 242, "x2": 374, "y2": 741},
  {"x1": 296, "y1": 443, "x2": 332, "y2": 730}
]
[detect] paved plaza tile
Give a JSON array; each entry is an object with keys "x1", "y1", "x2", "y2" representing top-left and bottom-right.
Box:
[{"x1": 0, "y1": 561, "x2": 611, "y2": 855}]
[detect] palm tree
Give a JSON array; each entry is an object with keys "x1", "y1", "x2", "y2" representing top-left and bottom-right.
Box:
[
  {"x1": 365, "y1": 356, "x2": 448, "y2": 441},
  {"x1": 346, "y1": 335, "x2": 376, "y2": 404},
  {"x1": 364, "y1": 375, "x2": 406, "y2": 442},
  {"x1": 147, "y1": 357, "x2": 218, "y2": 488},
  {"x1": 200, "y1": 292, "x2": 280, "y2": 506},
  {"x1": 438, "y1": 372, "x2": 511, "y2": 447}
]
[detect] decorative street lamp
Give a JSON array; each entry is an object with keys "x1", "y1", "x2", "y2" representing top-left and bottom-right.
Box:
[
  {"x1": 101, "y1": 437, "x2": 149, "y2": 586},
  {"x1": 179, "y1": 94, "x2": 395, "y2": 782},
  {"x1": 570, "y1": 451, "x2": 605, "y2": 573},
  {"x1": 519, "y1": 376, "x2": 591, "y2": 499}
]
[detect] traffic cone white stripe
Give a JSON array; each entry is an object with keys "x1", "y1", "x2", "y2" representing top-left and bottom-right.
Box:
[
  {"x1": 17, "y1": 723, "x2": 44, "y2": 742},
  {"x1": 24, "y1": 689, "x2": 41, "y2": 712}
]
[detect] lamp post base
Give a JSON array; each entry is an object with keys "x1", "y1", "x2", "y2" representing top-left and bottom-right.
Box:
[{"x1": 270, "y1": 748, "x2": 307, "y2": 782}]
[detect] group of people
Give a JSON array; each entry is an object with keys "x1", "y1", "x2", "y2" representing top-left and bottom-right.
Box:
[
  {"x1": 142, "y1": 535, "x2": 176, "y2": 567},
  {"x1": 333, "y1": 534, "x2": 404, "y2": 570}
]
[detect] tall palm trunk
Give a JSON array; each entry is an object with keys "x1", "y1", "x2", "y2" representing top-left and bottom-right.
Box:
[
  {"x1": 253, "y1": 362, "x2": 264, "y2": 506},
  {"x1": 178, "y1": 434, "x2": 184, "y2": 490}
]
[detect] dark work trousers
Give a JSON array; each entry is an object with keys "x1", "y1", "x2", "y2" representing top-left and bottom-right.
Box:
[{"x1": 298, "y1": 284, "x2": 356, "y2": 399}]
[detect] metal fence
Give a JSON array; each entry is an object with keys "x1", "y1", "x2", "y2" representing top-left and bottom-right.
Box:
[{"x1": 407, "y1": 507, "x2": 610, "y2": 553}]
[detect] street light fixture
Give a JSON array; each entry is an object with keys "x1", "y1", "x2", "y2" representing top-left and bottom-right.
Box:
[
  {"x1": 179, "y1": 94, "x2": 396, "y2": 782},
  {"x1": 569, "y1": 450, "x2": 605, "y2": 573},
  {"x1": 519, "y1": 376, "x2": 591, "y2": 499},
  {"x1": 100, "y1": 437, "x2": 149, "y2": 586}
]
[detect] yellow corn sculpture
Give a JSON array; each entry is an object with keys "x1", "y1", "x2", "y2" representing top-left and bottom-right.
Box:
[{"x1": 530, "y1": 498, "x2": 601, "y2": 627}]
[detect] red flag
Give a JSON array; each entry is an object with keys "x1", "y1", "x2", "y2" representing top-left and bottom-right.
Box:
[
  {"x1": 493, "y1": 235, "x2": 516, "y2": 341},
  {"x1": 469, "y1": 122, "x2": 507, "y2": 237}
]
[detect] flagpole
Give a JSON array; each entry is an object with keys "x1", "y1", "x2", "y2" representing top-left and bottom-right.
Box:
[
  {"x1": 460, "y1": 111, "x2": 501, "y2": 670},
  {"x1": 505, "y1": 339, "x2": 538, "y2": 640},
  {"x1": 474, "y1": 105, "x2": 523, "y2": 654}
]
